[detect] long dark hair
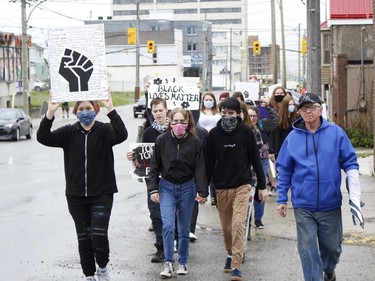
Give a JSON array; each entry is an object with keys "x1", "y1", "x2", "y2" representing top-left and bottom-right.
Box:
[{"x1": 277, "y1": 95, "x2": 298, "y2": 129}]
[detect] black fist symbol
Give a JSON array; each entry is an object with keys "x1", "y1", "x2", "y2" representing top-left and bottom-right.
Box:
[{"x1": 59, "y1": 49, "x2": 93, "y2": 92}]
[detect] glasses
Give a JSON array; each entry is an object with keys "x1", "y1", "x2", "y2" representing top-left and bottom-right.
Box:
[
  {"x1": 299, "y1": 105, "x2": 321, "y2": 112},
  {"x1": 171, "y1": 120, "x2": 187, "y2": 125},
  {"x1": 220, "y1": 110, "x2": 237, "y2": 116}
]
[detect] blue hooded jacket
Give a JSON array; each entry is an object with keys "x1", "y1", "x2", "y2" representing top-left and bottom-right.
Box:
[{"x1": 276, "y1": 117, "x2": 359, "y2": 212}]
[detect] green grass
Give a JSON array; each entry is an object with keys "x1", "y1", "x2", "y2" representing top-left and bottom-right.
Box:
[{"x1": 30, "y1": 90, "x2": 135, "y2": 108}]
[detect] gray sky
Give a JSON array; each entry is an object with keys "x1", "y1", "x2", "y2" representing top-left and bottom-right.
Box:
[{"x1": 0, "y1": 0, "x2": 329, "y2": 77}]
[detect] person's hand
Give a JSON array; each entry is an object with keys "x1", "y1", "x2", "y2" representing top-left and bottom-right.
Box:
[
  {"x1": 46, "y1": 92, "x2": 62, "y2": 120},
  {"x1": 126, "y1": 151, "x2": 134, "y2": 161},
  {"x1": 100, "y1": 89, "x2": 114, "y2": 112},
  {"x1": 277, "y1": 204, "x2": 287, "y2": 217},
  {"x1": 196, "y1": 193, "x2": 207, "y2": 204},
  {"x1": 150, "y1": 193, "x2": 160, "y2": 204},
  {"x1": 258, "y1": 189, "x2": 268, "y2": 202},
  {"x1": 349, "y1": 198, "x2": 364, "y2": 229},
  {"x1": 269, "y1": 153, "x2": 276, "y2": 163}
]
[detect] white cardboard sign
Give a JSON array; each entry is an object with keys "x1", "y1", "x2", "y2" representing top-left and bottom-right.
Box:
[{"x1": 48, "y1": 24, "x2": 108, "y2": 102}]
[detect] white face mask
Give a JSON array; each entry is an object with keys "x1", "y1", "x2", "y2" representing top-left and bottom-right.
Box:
[
  {"x1": 288, "y1": 105, "x2": 295, "y2": 113},
  {"x1": 204, "y1": 100, "x2": 214, "y2": 109}
]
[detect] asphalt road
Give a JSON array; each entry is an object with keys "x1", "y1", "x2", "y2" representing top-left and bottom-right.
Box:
[{"x1": 0, "y1": 105, "x2": 374, "y2": 281}]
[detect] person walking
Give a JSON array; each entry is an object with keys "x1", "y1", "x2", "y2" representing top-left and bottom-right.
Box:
[
  {"x1": 197, "y1": 92, "x2": 221, "y2": 206},
  {"x1": 127, "y1": 97, "x2": 169, "y2": 263},
  {"x1": 206, "y1": 97, "x2": 268, "y2": 281},
  {"x1": 37, "y1": 92, "x2": 128, "y2": 281},
  {"x1": 247, "y1": 106, "x2": 270, "y2": 229},
  {"x1": 148, "y1": 108, "x2": 208, "y2": 278},
  {"x1": 276, "y1": 92, "x2": 364, "y2": 281}
]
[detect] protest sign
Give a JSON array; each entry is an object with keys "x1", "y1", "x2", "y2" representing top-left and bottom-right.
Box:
[
  {"x1": 147, "y1": 77, "x2": 200, "y2": 110},
  {"x1": 48, "y1": 24, "x2": 108, "y2": 102},
  {"x1": 129, "y1": 143, "x2": 155, "y2": 179}
]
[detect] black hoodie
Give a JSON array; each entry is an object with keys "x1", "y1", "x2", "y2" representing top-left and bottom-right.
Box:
[{"x1": 206, "y1": 117, "x2": 266, "y2": 190}]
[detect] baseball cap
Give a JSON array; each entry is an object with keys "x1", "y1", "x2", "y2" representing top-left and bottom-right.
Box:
[{"x1": 298, "y1": 92, "x2": 322, "y2": 108}]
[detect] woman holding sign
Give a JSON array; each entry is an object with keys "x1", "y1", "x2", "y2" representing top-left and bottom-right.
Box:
[
  {"x1": 148, "y1": 107, "x2": 208, "y2": 278},
  {"x1": 37, "y1": 92, "x2": 127, "y2": 281}
]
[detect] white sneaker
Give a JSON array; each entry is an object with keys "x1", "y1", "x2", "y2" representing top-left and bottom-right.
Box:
[
  {"x1": 160, "y1": 262, "x2": 174, "y2": 278},
  {"x1": 189, "y1": 232, "x2": 197, "y2": 242},
  {"x1": 174, "y1": 240, "x2": 177, "y2": 253},
  {"x1": 97, "y1": 267, "x2": 110, "y2": 281},
  {"x1": 177, "y1": 264, "x2": 188, "y2": 275}
]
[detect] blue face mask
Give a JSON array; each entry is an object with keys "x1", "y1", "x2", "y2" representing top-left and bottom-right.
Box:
[
  {"x1": 77, "y1": 110, "x2": 96, "y2": 126},
  {"x1": 204, "y1": 100, "x2": 214, "y2": 109},
  {"x1": 288, "y1": 105, "x2": 295, "y2": 113}
]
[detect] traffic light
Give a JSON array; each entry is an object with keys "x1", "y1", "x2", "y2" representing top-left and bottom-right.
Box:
[
  {"x1": 127, "y1": 27, "x2": 136, "y2": 45},
  {"x1": 253, "y1": 41, "x2": 261, "y2": 56},
  {"x1": 301, "y1": 36, "x2": 307, "y2": 55},
  {"x1": 147, "y1": 40, "x2": 155, "y2": 54}
]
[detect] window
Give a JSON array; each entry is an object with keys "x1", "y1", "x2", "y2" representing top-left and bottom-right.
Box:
[
  {"x1": 323, "y1": 33, "x2": 330, "y2": 65},
  {"x1": 187, "y1": 43, "x2": 197, "y2": 52},
  {"x1": 187, "y1": 26, "x2": 196, "y2": 35}
]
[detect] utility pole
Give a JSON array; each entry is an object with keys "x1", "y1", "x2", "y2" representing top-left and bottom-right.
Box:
[
  {"x1": 279, "y1": 0, "x2": 286, "y2": 88},
  {"x1": 298, "y1": 23, "x2": 301, "y2": 93},
  {"x1": 229, "y1": 28, "x2": 232, "y2": 91},
  {"x1": 271, "y1": 0, "x2": 277, "y2": 84},
  {"x1": 306, "y1": 0, "x2": 321, "y2": 95},
  {"x1": 372, "y1": 0, "x2": 375, "y2": 168},
  {"x1": 134, "y1": 2, "x2": 140, "y2": 101},
  {"x1": 21, "y1": 0, "x2": 29, "y2": 115},
  {"x1": 202, "y1": 21, "x2": 207, "y2": 90}
]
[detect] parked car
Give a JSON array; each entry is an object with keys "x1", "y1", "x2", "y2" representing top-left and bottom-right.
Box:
[
  {"x1": 30, "y1": 79, "x2": 48, "y2": 92},
  {"x1": 133, "y1": 95, "x2": 147, "y2": 118},
  {"x1": 0, "y1": 108, "x2": 33, "y2": 141}
]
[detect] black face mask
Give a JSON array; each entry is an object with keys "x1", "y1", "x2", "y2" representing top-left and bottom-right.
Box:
[{"x1": 275, "y1": 95, "x2": 285, "y2": 102}]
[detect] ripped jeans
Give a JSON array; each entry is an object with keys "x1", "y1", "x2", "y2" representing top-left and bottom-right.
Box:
[{"x1": 67, "y1": 193, "x2": 113, "y2": 277}]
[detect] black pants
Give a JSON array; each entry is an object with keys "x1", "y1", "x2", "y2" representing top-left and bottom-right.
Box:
[
  {"x1": 67, "y1": 193, "x2": 113, "y2": 277},
  {"x1": 146, "y1": 179, "x2": 163, "y2": 249}
]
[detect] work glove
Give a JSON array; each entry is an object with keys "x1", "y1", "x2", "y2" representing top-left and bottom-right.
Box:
[{"x1": 346, "y1": 170, "x2": 364, "y2": 229}]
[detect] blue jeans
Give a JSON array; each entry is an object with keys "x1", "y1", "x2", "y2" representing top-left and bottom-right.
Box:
[
  {"x1": 294, "y1": 208, "x2": 342, "y2": 281},
  {"x1": 159, "y1": 178, "x2": 195, "y2": 265},
  {"x1": 254, "y1": 158, "x2": 269, "y2": 221}
]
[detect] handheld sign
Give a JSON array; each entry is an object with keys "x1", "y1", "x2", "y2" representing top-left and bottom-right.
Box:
[
  {"x1": 48, "y1": 24, "x2": 108, "y2": 102},
  {"x1": 129, "y1": 143, "x2": 155, "y2": 179}
]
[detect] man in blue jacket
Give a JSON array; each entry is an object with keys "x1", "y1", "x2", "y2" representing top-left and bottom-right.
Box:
[{"x1": 276, "y1": 93, "x2": 364, "y2": 281}]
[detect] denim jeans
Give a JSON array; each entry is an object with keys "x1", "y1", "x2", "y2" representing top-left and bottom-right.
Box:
[
  {"x1": 66, "y1": 193, "x2": 113, "y2": 277},
  {"x1": 294, "y1": 208, "x2": 342, "y2": 281},
  {"x1": 159, "y1": 178, "x2": 195, "y2": 265},
  {"x1": 254, "y1": 158, "x2": 269, "y2": 221}
]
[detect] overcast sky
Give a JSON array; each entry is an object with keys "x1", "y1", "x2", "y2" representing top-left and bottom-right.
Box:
[{"x1": 0, "y1": 0, "x2": 329, "y2": 76}]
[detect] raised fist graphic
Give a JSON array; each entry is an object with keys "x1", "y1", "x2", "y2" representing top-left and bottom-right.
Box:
[{"x1": 59, "y1": 49, "x2": 94, "y2": 92}]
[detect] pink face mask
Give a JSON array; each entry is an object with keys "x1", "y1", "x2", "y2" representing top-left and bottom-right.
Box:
[{"x1": 171, "y1": 123, "x2": 188, "y2": 136}]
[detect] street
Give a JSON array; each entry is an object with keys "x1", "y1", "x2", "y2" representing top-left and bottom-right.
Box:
[{"x1": 0, "y1": 105, "x2": 374, "y2": 281}]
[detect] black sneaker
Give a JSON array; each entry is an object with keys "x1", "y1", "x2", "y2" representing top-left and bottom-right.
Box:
[
  {"x1": 224, "y1": 256, "x2": 232, "y2": 273},
  {"x1": 255, "y1": 220, "x2": 264, "y2": 229},
  {"x1": 210, "y1": 198, "x2": 216, "y2": 206},
  {"x1": 151, "y1": 249, "x2": 164, "y2": 263},
  {"x1": 324, "y1": 272, "x2": 336, "y2": 281}
]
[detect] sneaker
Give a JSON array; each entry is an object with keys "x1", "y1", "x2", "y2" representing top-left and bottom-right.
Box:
[
  {"x1": 176, "y1": 264, "x2": 188, "y2": 275},
  {"x1": 160, "y1": 262, "x2": 174, "y2": 278},
  {"x1": 230, "y1": 268, "x2": 242, "y2": 281},
  {"x1": 97, "y1": 266, "x2": 110, "y2": 281},
  {"x1": 224, "y1": 256, "x2": 232, "y2": 273},
  {"x1": 174, "y1": 240, "x2": 178, "y2": 253},
  {"x1": 86, "y1": 277, "x2": 96, "y2": 281},
  {"x1": 255, "y1": 220, "x2": 264, "y2": 229},
  {"x1": 148, "y1": 224, "x2": 153, "y2": 232},
  {"x1": 189, "y1": 232, "x2": 197, "y2": 242},
  {"x1": 324, "y1": 272, "x2": 336, "y2": 281},
  {"x1": 210, "y1": 198, "x2": 216, "y2": 206},
  {"x1": 151, "y1": 249, "x2": 164, "y2": 263},
  {"x1": 268, "y1": 187, "x2": 277, "y2": 197}
]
